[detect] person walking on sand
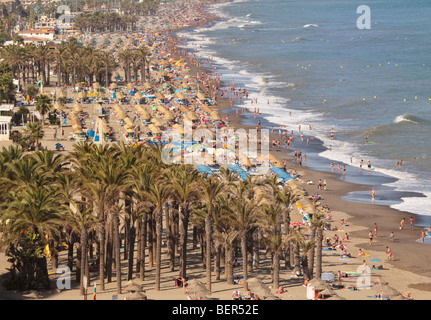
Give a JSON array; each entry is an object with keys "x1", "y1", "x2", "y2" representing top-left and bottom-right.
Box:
[
  {"x1": 374, "y1": 223, "x2": 378, "y2": 237},
  {"x1": 386, "y1": 247, "x2": 394, "y2": 261},
  {"x1": 409, "y1": 217, "x2": 414, "y2": 230},
  {"x1": 400, "y1": 217, "x2": 405, "y2": 230},
  {"x1": 371, "y1": 188, "x2": 376, "y2": 199},
  {"x1": 421, "y1": 229, "x2": 426, "y2": 244},
  {"x1": 390, "y1": 231, "x2": 394, "y2": 242},
  {"x1": 368, "y1": 230, "x2": 373, "y2": 246}
]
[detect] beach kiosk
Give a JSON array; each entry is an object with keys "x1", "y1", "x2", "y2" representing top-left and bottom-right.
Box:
[{"x1": 0, "y1": 104, "x2": 14, "y2": 141}]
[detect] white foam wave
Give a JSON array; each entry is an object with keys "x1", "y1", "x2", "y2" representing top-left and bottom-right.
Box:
[
  {"x1": 303, "y1": 24, "x2": 320, "y2": 28},
  {"x1": 394, "y1": 114, "x2": 419, "y2": 124}
]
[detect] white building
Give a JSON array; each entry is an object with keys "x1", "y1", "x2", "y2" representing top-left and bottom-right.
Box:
[{"x1": 0, "y1": 104, "x2": 14, "y2": 141}]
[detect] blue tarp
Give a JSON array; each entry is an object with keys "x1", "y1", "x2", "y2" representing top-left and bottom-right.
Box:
[
  {"x1": 270, "y1": 167, "x2": 294, "y2": 181},
  {"x1": 228, "y1": 165, "x2": 248, "y2": 180}
]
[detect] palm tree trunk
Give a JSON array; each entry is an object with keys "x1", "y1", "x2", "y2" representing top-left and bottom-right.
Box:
[
  {"x1": 314, "y1": 227, "x2": 323, "y2": 279},
  {"x1": 113, "y1": 214, "x2": 122, "y2": 294},
  {"x1": 205, "y1": 214, "x2": 212, "y2": 291},
  {"x1": 155, "y1": 208, "x2": 163, "y2": 291},
  {"x1": 167, "y1": 203, "x2": 174, "y2": 272},
  {"x1": 127, "y1": 224, "x2": 136, "y2": 280},
  {"x1": 273, "y1": 251, "x2": 280, "y2": 289},
  {"x1": 80, "y1": 228, "x2": 88, "y2": 296},
  {"x1": 98, "y1": 219, "x2": 106, "y2": 291},
  {"x1": 225, "y1": 245, "x2": 234, "y2": 284},
  {"x1": 215, "y1": 244, "x2": 221, "y2": 280},
  {"x1": 179, "y1": 204, "x2": 190, "y2": 278},
  {"x1": 139, "y1": 213, "x2": 147, "y2": 280},
  {"x1": 241, "y1": 234, "x2": 248, "y2": 291},
  {"x1": 148, "y1": 212, "x2": 154, "y2": 268}
]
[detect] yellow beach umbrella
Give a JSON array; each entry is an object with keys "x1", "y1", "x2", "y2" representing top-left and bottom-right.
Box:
[
  {"x1": 197, "y1": 92, "x2": 207, "y2": 100},
  {"x1": 148, "y1": 124, "x2": 162, "y2": 134},
  {"x1": 186, "y1": 111, "x2": 198, "y2": 121},
  {"x1": 210, "y1": 111, "x2": 221, "y2": 121},
  {"x1": 151, "y1": 117, "x2": 163, "y2": 127},
  {"x1": 123, "y1": 117, "x2": 134, "y2": 127},
  {"x1": 176, "y1": 92, "x2": 187, "y2": 100}
]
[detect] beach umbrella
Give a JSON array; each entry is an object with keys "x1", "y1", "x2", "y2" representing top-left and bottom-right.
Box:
[
  {"x1": 321, "y1": 273, "x2": 335, "y2": 282},
  {"x1": 163, "y1": 110, "x2": 174, "y2": 120},
  {"x1": 156, "y1": 92, "x2": 165, "y2": 100},
  {"x1": 179, "y1": 105, "x2": 190, "y2": 114},
  {"x1": 187, "y1": 279, "x2": 211, "y2": 299},
  {"x1": 58, "y1": 90, "x2": 67, "y2": 98},
  {"x1": 370, "y1": 282, "x2": 400, "y2": 298},
  {"x1": 143, "y1": 82, "x2": 153, "y2": 90},
  {"x1": 148, "y1": 124, "x2": 162, "y2": 134},
  {"x1": 116, "y1": 92, "x2": 125, "y2": 99},
  {"x1": 157, "y1": 105, "x2": 168, "y2": 113},
  {"x1": 139, "y1": 109, "x2": 151, "y2": 120},
  {"x1": 308, "y1": 278, "x2": 330, "y2": 291},
  {"x1": 176, "y1": 92, "x2": 187, "y2": 100},
  {"x1": 134, "y1": 92, "x2": 142, "y2": 100},
  {"x1": 186, "y1": 111, "x2": 198, "y2": 121},
  {"x1": 210, "y1": 111, "x2": 221, "y2": 121},
  {"x1": 151, "y1": 117, "x2": 163, "y2": 127},
  {"x1": 73, "y1": 128, "x2": 83, "y2": 134},
  {"x1": 172, "y1": 123, "x2": 184, "y2": 135},
  {"x1": 110, "y1": 83, "x2": 118, "y2": 89},
  {"x1": 93, "y1": 82, "x2": 100, "y2": 90},
  {"x1": 124, "y1": 280, "x2": 143, "y2": 293},
  {"x1": 117, "y1": 109, "x2": 127, "y2": 119},
  {"x1": 123, "y1": 117, "x2": 134, "y2": 127},
  {"x1": 127, "y1": 83, "x2": 134, "y2": 91},
  {"x1": 126, "y1": 291, "x2": 147, "y2": 300},
  {"x1": 78, "y1": 92, "x2": 86, "y2": 99},
  {"x1": 246, "y1": 277, "x2": 272, "y2": 298},
  {"x1": 200, "y1": 105, "x2": 213, "y2": 114},
  {"x1": 196, "y1": 92, "x2": 207, "y2": 100}
]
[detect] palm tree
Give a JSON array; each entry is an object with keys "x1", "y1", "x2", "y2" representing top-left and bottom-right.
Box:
[
  {"x1": 35, "y1": 94, "x2": 52, "y2": 125},
  {"x1": 2, "y1": 184, "x2": 64, "y2": 289},
  {"x1": 23, "y1": 122, "x2": 44, "y2": 150},
  {"x1": 227, "y1": 194, "x2": 258, "y2": 291},
  {"x1": 310, "y1": 211, "x2": 326, "y2": 279},
  {"x1": 198, "y1": 174, "x2": 225, "y2": 292},
  {"x1": 169, "y1": 165, "x2": 200, "y2": 278},
  {"x1": 145, "y1": 176, "x2": 170, "y2": 291}
]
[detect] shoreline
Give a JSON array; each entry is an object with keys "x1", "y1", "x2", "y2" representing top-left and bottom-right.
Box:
[{"x1": 170, "y1": 2, "x2": 431, "y2": 283}]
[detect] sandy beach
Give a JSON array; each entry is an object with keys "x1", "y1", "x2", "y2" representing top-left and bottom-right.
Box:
[{"x1": 1, "y1": 0, "x2": 431, "y2": 302}]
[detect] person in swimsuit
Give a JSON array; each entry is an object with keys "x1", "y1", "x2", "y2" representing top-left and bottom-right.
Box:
[{"x1": 368, "y1": 231, "x2": 373, "y2": 246}]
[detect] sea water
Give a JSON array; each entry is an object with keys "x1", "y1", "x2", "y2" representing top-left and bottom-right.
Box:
[{"x1": 177, "y1": 0, "x2": 431, "y2": 223}]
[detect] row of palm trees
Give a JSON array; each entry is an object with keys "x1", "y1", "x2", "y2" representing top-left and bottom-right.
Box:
[
  {"x1": 74, "y1": 11, "x2": 139, "y2": 34},
  {"x1": 0, "y1": 142, "x2": 326, "y2": 294},
  {"x1": 0, "y1": 38, "x2": 152, "y2": 91}
]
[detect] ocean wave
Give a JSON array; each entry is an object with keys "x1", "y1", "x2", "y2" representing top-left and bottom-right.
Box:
[
  {"x1": 394, "y1": 114, "x2": 429, "y2": 125},
  {"x1": 290, "y1": 37, "x2": 307, "y2": 43},
  {"x1": 303, "y1": 24, "x2": 319, "y2": 28}
]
